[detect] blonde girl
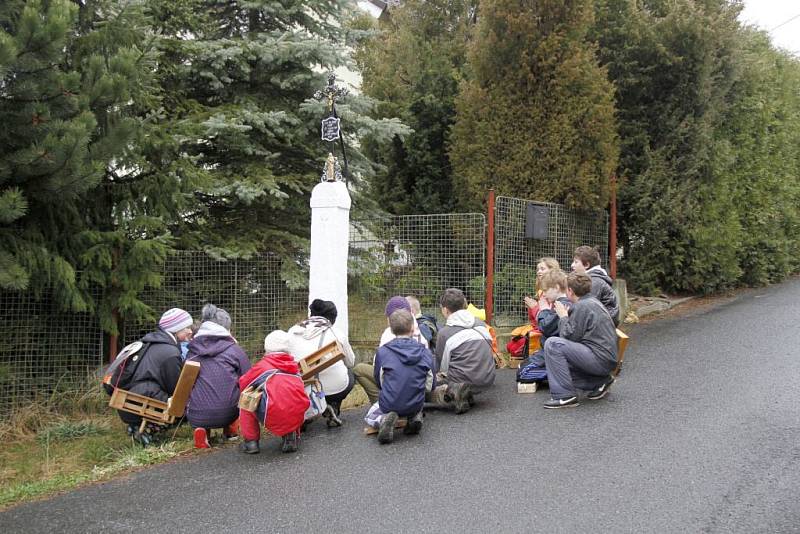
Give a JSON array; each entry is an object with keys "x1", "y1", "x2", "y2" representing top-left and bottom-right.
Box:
[{"x1": 524, "y1": 257, "x2": 560, "y2": 327}]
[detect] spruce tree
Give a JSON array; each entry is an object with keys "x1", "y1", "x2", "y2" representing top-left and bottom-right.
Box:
[
  {"x1": 450, "y1": 0, "x2": 619, "y2": 211},
  {"x1": 146, "y1": 0, "x2": 408, "y2": 275}
]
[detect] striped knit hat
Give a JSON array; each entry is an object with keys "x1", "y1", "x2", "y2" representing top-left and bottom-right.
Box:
[{"x1": 159, "y1": 308, "x2": 193, "y2": 333}]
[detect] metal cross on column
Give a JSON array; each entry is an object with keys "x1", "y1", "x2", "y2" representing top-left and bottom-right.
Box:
[{"x1": 313, "y1": 73, "x2": 349, "y2": 182}]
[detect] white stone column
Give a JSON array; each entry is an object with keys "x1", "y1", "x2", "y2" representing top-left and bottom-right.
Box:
[{"x1": 309, "y1": 181, "x2": 351, "y2": 337}]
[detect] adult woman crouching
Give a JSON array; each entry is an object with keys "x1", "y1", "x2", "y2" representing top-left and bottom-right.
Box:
[{"x1": 185, "y1": 304, "x2": 251, "y2": 448}]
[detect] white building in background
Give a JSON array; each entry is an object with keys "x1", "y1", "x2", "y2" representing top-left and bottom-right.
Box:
[
  {"x1": 337, "y1": 2, "x2": 399, "y2": 89},
  {"x1": 357, "y1": 1, "x2": 387, "y2": 19}
]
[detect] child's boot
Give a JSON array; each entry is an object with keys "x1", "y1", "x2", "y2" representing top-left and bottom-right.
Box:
[
  {"x1": 281, "y1": 431, "x2": 299, "y2": 453},
  {"x1": 239, "y1": 440, "x2": 260, "y2": 454},
  {"x1": 448, "y1": 383, "x2": 472, "y2": 414},
  {"x1": 193, "y1": 427, "x2": 210, "y2": 449},
  {"x1": 403, "y1": 411, "x2": 423, "y2": 435},
  {"x1": 378, "y1": 412, "x2": 398, "y2": 444},
  {"x1": 323, "y1": 405, "x2": 343, "y2": 428},
  {"x1": 224, "y1": 418, "x2": 239, "y2": 441}
]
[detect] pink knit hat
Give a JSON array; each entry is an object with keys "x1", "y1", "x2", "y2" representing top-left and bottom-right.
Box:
[{"x1": 159, "y1": 308, "x2": 193, "y2": 333}]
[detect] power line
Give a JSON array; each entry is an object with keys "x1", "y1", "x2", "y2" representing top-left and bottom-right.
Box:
[{"x1": 770, "y1": 13, "x2": 800, "y2": 32}]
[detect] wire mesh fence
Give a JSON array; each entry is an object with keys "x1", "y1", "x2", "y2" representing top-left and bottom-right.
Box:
[
  {"x1": 0, "y1": 202, "x2": 604, "y2": 419},
  {"x1": 492, "y1": 196, "x2": 609, "y2": 327},
  {"x1": 0, "y1": 286, "x2": 104, "y2": 418},
  {"x1": 348, "y1": 213, "x2": 486, "y2": 348},
  {"x1": 0, "y1": 214, "x2": 486, "y2": 419},
  {"x1": 123, "y1": 252, "x2": 308, "y2": 360}
]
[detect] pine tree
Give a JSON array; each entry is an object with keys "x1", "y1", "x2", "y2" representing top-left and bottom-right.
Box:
[
  {"x1": 450, "y1": 0, "x2": 619, "y2": 211},
  {"x1": 354, "y1": 0, "x2": 471, "y2": 215},
  {"x1": 0, "y1": 0, "x2": 152, "y2": 314}
]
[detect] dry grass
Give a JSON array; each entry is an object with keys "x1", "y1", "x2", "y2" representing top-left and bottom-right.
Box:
[
  {"x1": 0, "y1": 412, "x2": 196, "y2": 510},
  {"x1": 0, "y1": 380, "x2": 108, "y2": 442},
  {"x1": 0, "y1": 300, "x2": 414, "y2": 508},
  {"x1": 340, "y1": 383, "x2": 369, "y2": 411}
]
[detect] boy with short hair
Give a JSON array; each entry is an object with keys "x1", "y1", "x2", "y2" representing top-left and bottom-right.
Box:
[
  {"x1": 365, "y1": 309, "x2": 435, "y2": 444},
  {"x1": 534, "y1": 269, "x2": 571, "y2": 343},
  {"x1": 571, "y1": 245, "x2": 620, "y2": 325},
  {"x1": 354, "y1": 296, "x2": 429, "y2": 405},
  {"x1": 405, "y1": 295, "x2": 438, "y2": 349},
  {"x1": 542, "y1": 273, "x2": 618, "y2": 409},
  {"x1": 517, "y1": 270, "x2": 571, "y2": 382},
  {"x1": 432, "y1": 288, "x2": 496, "y2": 414}
]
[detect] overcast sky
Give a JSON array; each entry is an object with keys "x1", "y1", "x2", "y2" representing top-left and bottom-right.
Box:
[{"x1": 740, "y1": 0, "x2": 800, "y2": 56}]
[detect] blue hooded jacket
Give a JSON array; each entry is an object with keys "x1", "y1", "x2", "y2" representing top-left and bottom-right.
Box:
[{"x1": 374, "y1": 337, "x2": 434, "y2": 417}]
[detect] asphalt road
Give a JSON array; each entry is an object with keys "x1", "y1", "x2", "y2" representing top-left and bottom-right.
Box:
[{"x1": 4, "y1": 279, "x2": 800, "y2": 533}]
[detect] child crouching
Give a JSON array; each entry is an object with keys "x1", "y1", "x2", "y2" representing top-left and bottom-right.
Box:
[
  {"x1": 365, "y1": 309, "x2": 435, "y2": 444},
  {"x1": 238, "y1": 330, "x2": 310, "y2": 454},
  {"x1": 517, "y1": 269, "x2": 572, "y2": 384}
]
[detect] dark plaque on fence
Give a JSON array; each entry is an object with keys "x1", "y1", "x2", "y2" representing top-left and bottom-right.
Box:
[
  {"x1": 525, "y1": 203, "x2": 549, "y2": 240},
  {"x1": 321, "y1": 116, "x2": 341, "y2": 142}
]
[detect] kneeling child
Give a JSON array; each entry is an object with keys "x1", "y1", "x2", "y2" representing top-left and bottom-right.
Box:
[
  {"x1": 238, "y1": 331, "x2": 310, "y2": 454},
  {"x1": 364, "y1": 309, "x2": 435, "y2": 444}
]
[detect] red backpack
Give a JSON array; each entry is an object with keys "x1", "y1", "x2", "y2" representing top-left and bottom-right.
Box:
[{"x1": 240, "y1": 354, "x2": 310, "y2": 436}]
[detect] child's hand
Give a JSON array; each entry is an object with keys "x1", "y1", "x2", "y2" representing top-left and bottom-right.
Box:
[
  {"x1": 554, "y1": 301, "x2": 569, "y2": 318},
  {"x1": 538, "y1": 296, "x2": 551, "y2": 310},
  {"x1": 523, "y1": 296, "x2": 536, "y2": 309}
]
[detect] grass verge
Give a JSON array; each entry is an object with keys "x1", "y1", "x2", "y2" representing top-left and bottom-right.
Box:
[
  {"x1": 0, "y1": 413, "x2": 195, "y2": 510},
  {"x1": 1, "y1": 381, "x2": 370, "y2": 510}
]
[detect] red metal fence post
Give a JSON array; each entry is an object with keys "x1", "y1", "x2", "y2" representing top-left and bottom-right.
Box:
[
  {"x1": 486, "y1": 189, "x2": 495, "y2": 324},
  {"x1": 609, "y1": 174, "x2": 617, "y2": 280}
]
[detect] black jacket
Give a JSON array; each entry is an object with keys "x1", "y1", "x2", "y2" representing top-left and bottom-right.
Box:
[{"x1": 117, "y1": 329, "x2": 183, "y2": 424}]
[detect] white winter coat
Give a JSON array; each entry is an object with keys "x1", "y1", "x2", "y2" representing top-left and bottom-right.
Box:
[{"x1": 287, "y1": 317, "x2": 355, "y2": 395}]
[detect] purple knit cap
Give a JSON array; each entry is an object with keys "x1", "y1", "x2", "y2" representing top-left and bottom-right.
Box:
[{"x1": 385, "y1": 296, "x2": 411, "y2": 317}]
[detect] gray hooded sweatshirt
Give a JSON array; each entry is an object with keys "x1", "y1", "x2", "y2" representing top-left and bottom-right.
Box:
[
  {"x1": 586, "y1": 265, "x2": 620, "y2": 325},
  {"x1": 434, "y1": 309, "x2": 496, "y2": 388}
]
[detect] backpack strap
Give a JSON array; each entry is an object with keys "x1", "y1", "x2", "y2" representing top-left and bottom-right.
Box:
[{"x1": 112, "y1": 341, "x2": 152, "y2": 390}]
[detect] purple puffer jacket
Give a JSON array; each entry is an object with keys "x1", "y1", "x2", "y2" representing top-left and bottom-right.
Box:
[{"x1": 185, "y1": 322, "x2": 251, "y2": 428}]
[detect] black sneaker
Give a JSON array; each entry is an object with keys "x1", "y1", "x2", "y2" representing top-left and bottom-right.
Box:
[
  {"x1": 587, "y1": 376, "x2": 616, "y2": 400},
  {"x1": 449, "y1": 383, "x2": 472, "y2": 414},
  {"x1": 403, "y1": 411, "x2": 424, "y2": 435},
  {"x1": 239, "y1": 440, "x2": 260, "y2": 455},
  {"x1": 378, "y1": 412, "x2": 398, "y2": 444},
  {"x1": 281, "y1": 431, "x2": 299, "y2": 453},
  {"x1": 543, "y1": 396, "x2": 579, "y2": 409}
]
